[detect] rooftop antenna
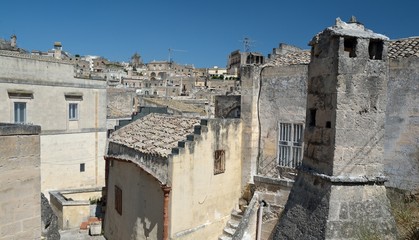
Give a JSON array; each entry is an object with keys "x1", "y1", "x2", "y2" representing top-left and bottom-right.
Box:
[
  {"x1": 168, "y1": 48, "x2": 187, "y2": 63},
  {"x1": 241, "y1": 37, "x2": 254, "y2": 52}
]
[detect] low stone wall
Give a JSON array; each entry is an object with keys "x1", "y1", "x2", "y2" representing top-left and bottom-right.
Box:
[
  {"x1": 232, "y1": 192, "x2": 259, "y2": 240},
  {"x1": 50, "y1": 188, "x2": 102, "y2": 229}
]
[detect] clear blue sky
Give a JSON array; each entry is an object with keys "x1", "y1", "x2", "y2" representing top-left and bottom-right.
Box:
[{"x1": 0, "y1": 0, "x2": 417, "y2": 68}]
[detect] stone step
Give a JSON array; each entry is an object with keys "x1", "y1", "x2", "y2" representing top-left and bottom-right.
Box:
[
  {"x1": 218, "y1": 234, "x2": 232, "y2": 240},
  {"x1": 228, "y1": 219, "x2": 240, "y2": 229},
  {"x1": 223, "y1": 227, "x2": 236, "y2": 236},
  {"x1": 231, "y1": 210, "x2": 243, "y2": 221}
]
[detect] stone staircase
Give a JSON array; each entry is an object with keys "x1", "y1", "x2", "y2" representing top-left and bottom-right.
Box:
[{"x1": 218, "y1": 209, "x2": 243, "y2": 240}]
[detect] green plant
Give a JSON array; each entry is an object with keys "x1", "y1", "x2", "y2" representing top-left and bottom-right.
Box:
[{"x1": 387, "y1": 188, "x2": 419, "y2": 240}]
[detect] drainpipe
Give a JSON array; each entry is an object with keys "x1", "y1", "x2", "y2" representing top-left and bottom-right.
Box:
[
  {"x1": 162, "y1": 185, "x2": 171, "y2": 240},
  {"x1": 256, "y1": 200, "x2": 267, "y2": 240}
]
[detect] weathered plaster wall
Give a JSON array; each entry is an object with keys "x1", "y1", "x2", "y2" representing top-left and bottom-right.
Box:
[
  {"x1": 169, "y1": 119, "x2": 242, "y2": 239},
  {"x1": 0, "y1": 53, "x2": 107, "y2": 197},
  {"x1": 104, "y1": 160, "x2": 164, "y2": 240},
  {"x1": 385, "y1": 57, "x2": 419, "y2": 191},
  {"x1": 258, "y1": 65, "x2": 308, "y2": 177},
  {"x1": 41, "y1": 132, "x2": 107, "y2": 195},
  {"x1": 0, "y1": 124, "x2": 41, "y2": 240},
  {"x1": 241, "y1": 66, "x2": 261, "y2": 187}
]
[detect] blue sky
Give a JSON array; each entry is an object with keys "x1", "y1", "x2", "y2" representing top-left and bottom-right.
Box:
[{"x1": 0, "y1": 0, "x2": 417, "y2": 68}]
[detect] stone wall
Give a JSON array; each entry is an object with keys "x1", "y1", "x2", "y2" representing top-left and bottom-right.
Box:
[
  {"x1": 0, "y1": 123, "x2": 41, "y2": 240},
  {"x1": 258, "y1": 64, "x2": 308, "y2": 177},
  {"x1": 169, "y1": 119, "x2": 242, "y2": 239},
  {"x1": 104, "y1": 160, "x2": 164, "y2": 240},
  {"x1": 240, "y1": 66, "x2": 261, "y2": 187},
  {"x1": 0, "y1": 53, "x2": 108, "y2": 197},
  {"x1": 385, "y1": 56, "x2": 419, "y2": 191},
  {"x1": 214, "y1": 95, "x2": 241, "y2": 118}
]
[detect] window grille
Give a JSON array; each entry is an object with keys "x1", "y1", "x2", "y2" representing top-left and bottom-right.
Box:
[{"x1": 278, "y1": 123, "x2": 304, "y2": 168}]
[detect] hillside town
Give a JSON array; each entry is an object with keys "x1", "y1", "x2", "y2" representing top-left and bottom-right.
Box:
[{"x1": 0, "y1": 17, "x2": 418, "y2": 240}]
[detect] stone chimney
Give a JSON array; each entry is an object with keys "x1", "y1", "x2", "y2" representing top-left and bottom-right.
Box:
[
  {"x1": 10, "y1": 35, "x2": 17, "y2": 48},
  {"x1": 274, "y1": 17, "x2": 397, "y2": 239},
  {"x1": 53, "y1": 42, "x2": 62, "y2": 59}
]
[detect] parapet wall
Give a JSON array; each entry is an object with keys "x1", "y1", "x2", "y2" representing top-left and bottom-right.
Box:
[{"x1": 0, "y1": 123, "x2": 41, "y2": 240}]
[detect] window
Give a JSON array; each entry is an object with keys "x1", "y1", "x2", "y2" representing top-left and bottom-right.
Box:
[
  {"x1": 14, "y1": 102, "x2": 26, "y2": 124},
  {"x1": 115, "y1": 186, "x2": 122, "y2": 215},
  {"x1": 69, "y1": 103, "x2": 78, "y2": 120},
  {"x1": 344, "y1": 37, "x2": 357, "y2": 58},
  {"x1": 80, "y1": 163, "x2": 85, "y2": 172},
  {"x1": 368, "y1": 40, "x2": 383, "y2": 60},
  {"x1": 214, "y1": 150, "x2": 226, "y2": 175},
  {"x1": 278, "y1": 123, "x2": 304, "y2": 168}
]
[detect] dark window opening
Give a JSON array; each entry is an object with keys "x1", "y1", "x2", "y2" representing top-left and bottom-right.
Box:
[
  {"x1": 368, "y1": 40, "x2": 383, "y2": 60},
  {"x1": 115, "y1": 186, "x2": 122, "y2": 215},
  {"x1": 309, "y1": 109, "x2": 317, "y2": 127},
  {"x1": 80, "y1": 163, "x2": 85, "y2": 172},
  {"x1": 344, "y1": 37, "x2": 357, "y2": 58},
  {"x1": 326, "y1": 121, "x2": 332, "y2": 128},
  {"x1": 214, "y1": 150, "x2": 226, "y2": 175}
]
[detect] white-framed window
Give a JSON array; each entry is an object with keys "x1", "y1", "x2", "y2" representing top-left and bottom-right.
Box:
[
  {"x1": 278, "y1": 123, "x2": 304, "y2": 168},
  {"x1": 14, "y1": 102, "x2": 26, "y2": 124},
  {"x1": 69, "y1": 103, "x2": 78, "y2": 120}
]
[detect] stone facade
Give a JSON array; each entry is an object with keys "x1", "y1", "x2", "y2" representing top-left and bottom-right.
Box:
[
  {"x1": 384, "y1": 38, "x2": 419, "y2": 191},
  {"x1": 0, "y1": 123, "x2": 41, "y2": 240},
  {"x1": 274, "y1": 18, "x2": 397, "y2": 239},
  {"x1": 0, "y1": 50, "x2": 107, "y2": 197},
  {"x1": 104, "y1": 114, "x2": 242, "y2": 239}
]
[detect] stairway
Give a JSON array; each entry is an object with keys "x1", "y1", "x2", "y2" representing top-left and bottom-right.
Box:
[{"x1": 218, "y1": 209, "x2": 243, "y2": 240}]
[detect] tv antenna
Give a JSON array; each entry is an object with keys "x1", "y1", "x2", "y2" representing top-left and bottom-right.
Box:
[
  {"x1": 241, "y1": 37, "x2": 255, "y2": 52},
  {"x1": 168, "y1": 48, "x2": 187, "y2": 63}
]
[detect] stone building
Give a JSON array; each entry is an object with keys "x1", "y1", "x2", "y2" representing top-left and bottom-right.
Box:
[
  {"x1": 274, "y1": 18, "x2": 397, "y2": 239},
  {"x1": 227, "y1": 50, "x2": 264, "y2": 77},
  {"x1": 104, "y1": 113, "x2": 242, "y2": 240},
  {"x1": 0, "y1": 123, "x2": 41, "y2": 240},
  {"x1": 0, "y1": 49, "x2": 107, "y2": 198}
]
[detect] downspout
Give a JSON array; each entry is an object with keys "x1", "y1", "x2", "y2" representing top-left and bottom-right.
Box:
[
  {"x1": 162, "y1": 185, "x2": 171, "y2": 240},
  {"x1": 256, "y1": 200, "x2": 267, "y2": 240}
]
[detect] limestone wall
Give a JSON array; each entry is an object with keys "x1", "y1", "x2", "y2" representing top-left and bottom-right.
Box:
[
  {"x1": 0, "y1": 53, "x2": 108, "y2": 196},
  {"x1": 104, "y1": 160, "x2": 164, "y2": 240},
  {"x1": 41, "y1": 132, "x2": 107, "y2": 195},
  {"x1": 258, "y1": 64, "x2": 308, "y2": 177},
  {"x1": 169, "y1": 119, "x2": 242, "y2": 239},
  {"x1": 385, "y1": 57, "x2": 419, "y2": 191},
  {"x1": 240, "y1": 66, "x2": 261, "y2": 187},
  {"x1": 0, "y1": 124, "x2": 41, "y2": 240}
]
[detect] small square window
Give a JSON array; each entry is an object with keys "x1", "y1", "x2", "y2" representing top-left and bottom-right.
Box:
[
  {"x1": 69, "y1": 103, "x2": 78, "y2": 120},
  {"x1": 214, "y1": 150, "x2": 226, "y2": 175},
  {"x1": 80, "y1": 163, "x2": 85, "y2": 172}
]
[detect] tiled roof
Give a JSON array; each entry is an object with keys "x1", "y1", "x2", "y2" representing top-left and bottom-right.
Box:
[
  {"x1": 109, "y1": 113, "x2": 200, "y2": 157},
  {"x1": 144, "y1": 98, "x2": 206, "y2": 115},
  {"x1": 388, "y1": 37, "x2": 419, "y2": 59},
  {"x1": 269, "y1": 51, "x2": 311, "y2": 66}
]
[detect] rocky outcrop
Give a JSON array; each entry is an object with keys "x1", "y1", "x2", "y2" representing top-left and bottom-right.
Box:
[{"x1": 41, "y1": 193, "x2": 60, "y2": 240}]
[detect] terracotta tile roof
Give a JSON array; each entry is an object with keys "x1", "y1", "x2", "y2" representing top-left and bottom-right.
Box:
[
  {"x1": 269, "y1": 51, "x2": 311, "y2": 66},
  {"x1": 109, "y1": 113, "x2": 200, "y2": 157},
  {"x1": 388, "y1": 37, "x2": 419, "y2": 59}
]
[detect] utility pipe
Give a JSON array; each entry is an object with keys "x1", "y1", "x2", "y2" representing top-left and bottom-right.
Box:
[
  {"x1": 162, "y1": 185, "x2": 171, "y2": 240},
  {"x1": 256, "y1": 200, "x2": 267, "y2": 240}
]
